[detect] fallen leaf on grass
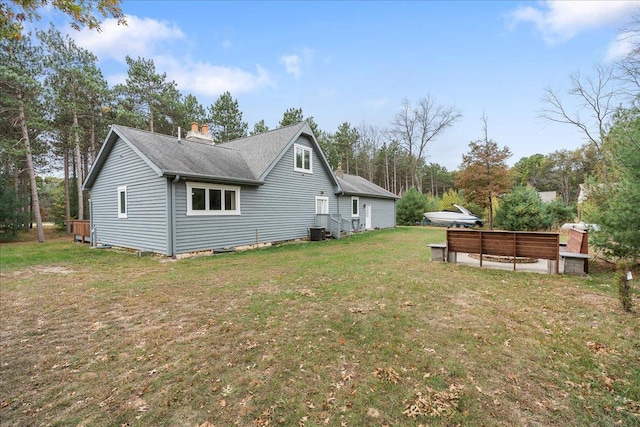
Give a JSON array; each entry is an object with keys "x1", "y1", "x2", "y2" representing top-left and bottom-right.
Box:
[
  {"x1": 254, "y1": 404, "x2": 277, "y2": 426},
  {"x1": 373, "y1": 367, "x2": 401, "y2": 384},
  {"x1": 403, "y1": 383, "x2": 464, "y2": 418},
  {"x1": 586, "y1": 341, "x2": 617, "y2": 355}
]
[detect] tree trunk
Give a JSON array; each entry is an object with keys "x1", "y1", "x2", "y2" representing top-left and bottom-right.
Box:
[
  {"x1": 18, "y1": 93, "x2": 45, "y2": 243},
  {"x1": 90, "y1": 98, "x2": 98, "y2": 160},
  {"x1": 384, "y1": 149, "x2": 390, "y2": 191},
  {"x1": 73, "y1": 111, "x2": 84, "y2": 220},
  {"x1": 64, "y1": 140, "x2": 71, "y2": 235},
  {"x1": 149, "y1": 105, "x2": 154, "y2": 133},
  {"x1": 488, "y1": 195, "x2": 494, "y2": 229},
  {"x1": 392, "y1": 156, "x2": 397, "y2": 195}
]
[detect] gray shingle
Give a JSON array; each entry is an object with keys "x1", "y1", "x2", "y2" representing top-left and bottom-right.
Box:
[
  {"x1": 112, "y1": 125, "x2": 259, "y2": 184},
  {"x1": 222, "y1": 122, "x2": 308, "y2": 179},
  {"x1": 337, "y1": 173, "x2": 399, "y2": 199}
]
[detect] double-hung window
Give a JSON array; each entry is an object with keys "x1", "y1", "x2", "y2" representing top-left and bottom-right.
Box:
[
  {"x1": 294, "y1": 143, "x2": 312, "y2": 173},
  {"x1": 187, "y1": 182, "x2": 240, "y2": 215},
  {"x1": 351, "y1": 196, "x2": 360, "y2": 218},
  {"x1": 117, "y1": 186, "x2": 128, "y2": 218}
]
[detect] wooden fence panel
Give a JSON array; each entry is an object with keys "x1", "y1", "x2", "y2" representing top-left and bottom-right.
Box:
[{"x1": 68, "y1": 220, "x2": 90, "y2": 243}]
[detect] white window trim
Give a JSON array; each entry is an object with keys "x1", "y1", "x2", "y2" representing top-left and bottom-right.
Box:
[
  {"x1": 117, "y1": 185, "x2": 128, "y2": 219},
  {"x1": 186, "y1": 182, "x2": 241, "y2": 216},
  {"x1": 293, "y1": 143, "x2": 313, "y2": 174},
  {"x1": 351, "y1": 196, "x2": 360, "y2": 218},
  {"x1": 315, "y1": 196, "x2": 329, "y2": 214}
]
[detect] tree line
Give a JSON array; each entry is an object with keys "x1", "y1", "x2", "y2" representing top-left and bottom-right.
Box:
[
  {"x1": 2, "y1": 16, "x2": 638, "y2": 268},
  {"x1": 1, "y1": 25, "x2": 466, "y2": 241}
]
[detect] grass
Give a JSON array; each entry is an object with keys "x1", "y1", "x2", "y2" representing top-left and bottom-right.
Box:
[{"x1": 1, "y1": 226, "x2": 639, "y2": 426}]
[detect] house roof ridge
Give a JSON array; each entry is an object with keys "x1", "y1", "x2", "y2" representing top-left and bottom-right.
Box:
[
  {"x1": 111, "y1": 124, "x2": 242, "y2": 151},
  {"x1": 224, "y1": 121, "x2": 307, "y2": 144}
]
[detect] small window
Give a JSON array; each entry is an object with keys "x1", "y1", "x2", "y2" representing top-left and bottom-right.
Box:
[
  {"x1": 351, "y1": 197, "x2": 359, "y2": 217},
  {"x1": 187, "y1": 182, "x2": 240, "y2": 215},
  {"x1": 315, "y1": 196, "x2": 329, "y2": 214},
  {"x1": 294, "y1": 143, "x2": 312, "y2": 173},
  {"x1": 118, "y1": 186, "x2": 128, "y2": 218}
]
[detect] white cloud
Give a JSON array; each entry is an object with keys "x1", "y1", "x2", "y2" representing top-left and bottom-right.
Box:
[
  {"x1": 163, "y1": 60, "x2": 274, "y2": 96},
  {"x1": 68, "y1": 15, "x2": 273, "y2": 97},
  {"x1": 280, "y1": 54, "x2": 302, "y2": 79},
  {"x1": 508, "y1": 1, "x2": 640, "y2": 45},
  {"x1": 70, "y1": 15, "x2": 186, "y2": 62},
  {"x1": 280, "y1": 49, "x2": 315, "y2": 79},
  {"x1": 606, "y1": 31, "x2": 640, "y2": 61}
]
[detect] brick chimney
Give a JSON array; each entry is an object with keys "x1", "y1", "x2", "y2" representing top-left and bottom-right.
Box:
[
  {"x1": 335, "y1": 162, "x2": 344, "y2": 178},
  {"x1": 186, "y1": 122, "x2": 214, "y2": 144}
]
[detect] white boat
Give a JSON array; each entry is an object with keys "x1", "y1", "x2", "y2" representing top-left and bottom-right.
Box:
[{"x1": 424, "y1": 204, "x2": 483, "y2": 228}]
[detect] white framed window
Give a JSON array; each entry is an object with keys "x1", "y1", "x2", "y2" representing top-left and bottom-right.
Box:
[
  {"x1": 187, "y1": 182, "x2": 241, "y2": 216},
  {"x1": 351, "y1": 196, "x2": 360, "y2": 217},
  {"x1": 117, "y1": 186, "x2": 128, "y2": 218},
  {"x1": 315, "y1": 196, "x2": 329, "y2": 214},
  {"x1": 294, "y1": 143, "x2": 312, "y2": 173}
]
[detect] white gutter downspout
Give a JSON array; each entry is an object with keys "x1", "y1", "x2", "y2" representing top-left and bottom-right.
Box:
[{"x1": 171, "y1": 175, "x2": 180, "y2": 258}]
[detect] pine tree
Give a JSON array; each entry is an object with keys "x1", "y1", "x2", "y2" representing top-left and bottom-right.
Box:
[
  {"x1": 279, "y1": 107, "x2": 320, "y2": 137},
  {"x1": 0, "y1": 35, "x2": 47, "y2": 242},
  {"x1": 39, "y1": 27, "x2": 107, "y2": 221},
  {"x1": 114, "y1": 56, "x2": 181, "y2": 134},
  {"x1": 251, "y1": 119, "x2": 269, "y2": 135},
  {"x1": 207, "y1": 91, "x2": 248, "y2": 143}
]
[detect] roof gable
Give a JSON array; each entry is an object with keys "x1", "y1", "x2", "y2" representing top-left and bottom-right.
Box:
[
  {"x1": 223, "y1": 122, "x2": 337, "y2": 185},
  {"x1": 84, "y1": 122, "x2": 340, "y2": 190}
]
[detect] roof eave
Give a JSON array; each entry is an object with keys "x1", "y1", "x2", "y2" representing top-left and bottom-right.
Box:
[
  {"x1": 341, "y1": 191, "x2": 400, "y2": 200},
  {"x1": 83, "y1": 125, "x2": 165, "y2": 190},
  {"x1": 163, "y1": 172, "x2": 264, "y2": 186}
]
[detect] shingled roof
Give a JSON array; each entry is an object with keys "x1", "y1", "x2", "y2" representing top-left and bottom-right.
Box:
[
  {"x1": 337, "y1": 173, "x2": 399, "y2": 199},
  {"x1": 83, "y1": 122, "x2": 333, "y2": 189},
  {"x1": 223, "y1": 122, "x2": 310, "y2": 180}
]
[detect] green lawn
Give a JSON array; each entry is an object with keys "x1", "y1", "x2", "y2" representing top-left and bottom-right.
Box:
[{"x1": 1, "y1": 227, "x2": 638, "y2": 426}]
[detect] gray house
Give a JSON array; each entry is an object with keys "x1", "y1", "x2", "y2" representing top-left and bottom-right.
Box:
[
  {"x1": 335, "y1": 169, "x2": 398, "y2": 230},
  {"x1": 83, "y1": 122, "x2": 398, "y2": 257}
]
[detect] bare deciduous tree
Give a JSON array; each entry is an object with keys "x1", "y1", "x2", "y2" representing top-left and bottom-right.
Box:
[
  {"x1": 540, "y1": 64, "x2": 617, "y2": 155},
  {"x1": 390, "y1": 96, "x2": 461, "y2": 192}
]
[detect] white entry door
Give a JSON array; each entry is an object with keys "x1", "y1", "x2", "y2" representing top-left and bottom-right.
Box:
[
  {"x1": 364, "y1": 204, "x2": 372, "y2": 230},
  {"x1": 315, "y1": 196, "x2": 329, "y2": 214}
]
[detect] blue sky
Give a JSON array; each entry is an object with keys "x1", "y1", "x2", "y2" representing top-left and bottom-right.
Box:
[{"x1": 36, "y1": 0, "x2": 640, "y2": 170}]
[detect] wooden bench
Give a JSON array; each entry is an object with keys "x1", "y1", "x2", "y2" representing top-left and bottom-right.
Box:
[
  {"x1": 444, "y1": 229, "x2": 560, "y2": 274},
  {"x1": 559, "y1": 228, "x2": 589, "y2": 276}
]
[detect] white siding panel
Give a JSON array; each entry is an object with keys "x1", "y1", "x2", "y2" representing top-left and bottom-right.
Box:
[{"x1": 89, "y1": 138, "x2": 168, "y2": 253}]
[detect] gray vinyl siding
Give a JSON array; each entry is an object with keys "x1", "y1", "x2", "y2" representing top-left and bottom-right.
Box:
[
  {"x1": 338, "y1": 195, "x2": 396, "y2": 229},
  {"x1": 173, "y1": 135, "x2": 338, "y2": 253},
  {"x1": 89, "y1": 138, "x2": 168, "y2": 253}
]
